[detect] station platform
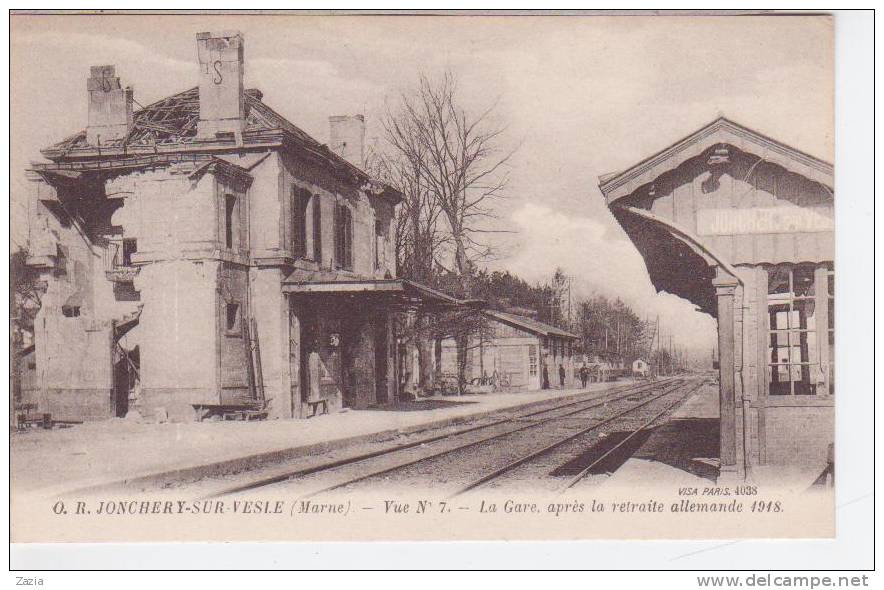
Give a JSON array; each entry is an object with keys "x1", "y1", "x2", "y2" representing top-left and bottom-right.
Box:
[
  {"x1": 599, "y1": 382, "x2": 831, "y2": 491},
  {"x1": 12, "y1": 380, "x2": 632, "y2": 497}
]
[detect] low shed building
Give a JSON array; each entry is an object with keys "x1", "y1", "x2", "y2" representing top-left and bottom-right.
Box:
[{"x1": 440, "y1": 310, "x2": 579, "y2": 390}]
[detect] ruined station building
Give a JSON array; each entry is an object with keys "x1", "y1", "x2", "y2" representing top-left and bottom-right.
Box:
[
  {"x1": 24, "y1": 31, "x2": 454, "y2": 422},
  {"x1": 600, "y1": 118, "x2": 834, "y2": 480}
]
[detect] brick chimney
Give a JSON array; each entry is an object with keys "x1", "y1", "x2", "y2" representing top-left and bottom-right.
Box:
[
  {"x1": 329, "y1": 115, "x2": 366, "y2": 167},
  {"x1": 196, "y1": 31, "x2": 245, "y2": 141},
  {"x1": 86, "y1": 65, "x2": 133, "y2": 145}
]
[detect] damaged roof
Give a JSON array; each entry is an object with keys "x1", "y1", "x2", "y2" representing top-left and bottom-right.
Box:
[
  {"x1": 40, "y1": 87, "x2": 398, "y2": 199},
  {"x1": 44, "y1": 88, "x2": 317, "y2": 154}
]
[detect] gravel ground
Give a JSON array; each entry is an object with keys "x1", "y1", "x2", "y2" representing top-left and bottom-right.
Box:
[{"x1": 238, "y1": 378, "x2": 700, "y2": 498}]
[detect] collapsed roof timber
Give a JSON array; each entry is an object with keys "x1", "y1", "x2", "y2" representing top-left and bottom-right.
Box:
[{"x1": 37, "y1": 86, "x2": 397, "y2": 200}]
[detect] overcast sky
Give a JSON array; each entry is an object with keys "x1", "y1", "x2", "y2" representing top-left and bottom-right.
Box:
[{"x1": 10, "y1": 13, "x2": 833, "y2": 354}]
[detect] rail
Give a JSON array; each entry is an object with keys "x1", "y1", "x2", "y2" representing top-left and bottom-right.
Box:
[
  {"x1": 557, "y1": 380, "x2": 706, "y2": 491},
  {"x1": 448, "y1": 379, "x2": 701, "y2": 497},
  {"x1": 202, "y1": 378, "x2": 682, "y2": 499}
]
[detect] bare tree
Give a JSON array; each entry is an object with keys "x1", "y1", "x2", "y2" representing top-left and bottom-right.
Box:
[
  {"x1": 10, "y1": 248, "x2": 44, "y2": 425},
  {"x1": 382, "y1": 71, "x2": 513, "y2": 394},
  {"x1": 386, "y1": 71, "x2": 513, "y2": 288},
  {"x1": 369, "y1": 123, "x2": 448, "y2": 284},
  {"x1": 368, "y1": 93, "x2": 450, "y2": 396}
]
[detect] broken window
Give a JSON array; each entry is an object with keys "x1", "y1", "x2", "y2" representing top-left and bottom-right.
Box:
[
  {"x1": 62, "y1": 290, "x2": 83, "y2": 318},
  {"x1": 224, "y1": 194, "x2": 237, "y2": 250},
  {"x1": 114, "y1": 281, "x2": 140, "y2": 302},
  {"x1": 767, "y1": 264, "x2": 825, "y2": 396},
  {"x1": 225, "y1": 302, "x2": 241, "y2": 334},
  {"x1": 122, "y1": 238, "x2": 137, "y2": 266},
  {"x1": 375, "y1": 218, "x2": 386, "y2": 270},
  {"x1": 334, "y1": 203, "x2": 353, "y2": 271}
]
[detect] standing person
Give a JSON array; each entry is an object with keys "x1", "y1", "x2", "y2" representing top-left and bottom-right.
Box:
[
  {"x1": 542, "y1": 364, "x2": 550, "y2": 390},
  {"x1": 558, "y1": 364, "x2": 566, "y2": 389},
  {"x1": 579, "y1": 363, "x2": 589, "y2": 388},
  {"x1": 308, "y1": 349, "x2": 322, "y2": 412}
]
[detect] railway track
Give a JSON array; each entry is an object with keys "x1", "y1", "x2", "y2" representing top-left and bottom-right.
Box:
[
  {"x1": 200, "y1": 377, "x2": 700, "y2": 499},
  {"x1": 453, "y1": 378, "x2": 707, "y2": 496},
  {"x1": 557, "y1": 382, "x2": 704, "y2": 492}
]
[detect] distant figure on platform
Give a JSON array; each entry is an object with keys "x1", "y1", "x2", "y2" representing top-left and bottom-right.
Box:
[
  {"x1": 579, "y1": 364, "x2": 589, "y2": 388},
  {"x1": 542, "y1": 365, "x2": 550, "y2": 389},
  {"x1": 558, "y1": 364, "x2": 566, "y2": 388}
]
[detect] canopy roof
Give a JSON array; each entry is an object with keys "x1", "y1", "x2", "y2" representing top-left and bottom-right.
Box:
[
  {"x1": 609, "y1": 206, "x2": 723, "y2": 316},
  {"x1": 599, "y1": 117, "x2": 833, "y2": 316},
  {"x1": 599, "y1": 117, "x2": 833, "y2": 204},
  {"x1": 485, "y1": 310, "x2": 579, "y2": 340},
  {"x1": 282, "y1": 270, "x2": 481, "y2": 311}
]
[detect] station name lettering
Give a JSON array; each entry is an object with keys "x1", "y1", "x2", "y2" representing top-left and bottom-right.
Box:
[{"x1": 696, "y1": 207, "x2": 833, "y2": 236}]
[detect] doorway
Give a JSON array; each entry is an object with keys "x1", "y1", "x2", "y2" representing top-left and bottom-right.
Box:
[
  {"x1": 112, "y1": 344, "x2": 138, "y2": 418},
  {"x1": 299, "y1": 315, "x2": 318, "y2": 408}
]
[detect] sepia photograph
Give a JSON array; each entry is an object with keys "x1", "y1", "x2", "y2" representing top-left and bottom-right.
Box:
[{"x1": 6, "y1": 8, "x2": 873, "y2": 573}]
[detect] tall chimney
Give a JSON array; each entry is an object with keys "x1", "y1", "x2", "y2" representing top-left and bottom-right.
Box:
[
  {"x1": 196, "y1": 31, "x2": 245, "y2": 140},
  {"x1": 329, "y1": 115, "x2": 366, "y2": 167},
  {"x1": 86, "y1": 65, "x2": 133, "y2": 145}
]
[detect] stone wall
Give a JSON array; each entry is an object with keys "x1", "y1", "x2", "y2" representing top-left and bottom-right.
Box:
[
  {"x1": 27, "y1": 175, "x2": 118, "y2": 420},
  {"x1": 137, "y1": 259, "x2": 220, "y2": 420}
]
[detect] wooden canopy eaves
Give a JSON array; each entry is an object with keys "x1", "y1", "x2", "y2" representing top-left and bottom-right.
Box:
[{"x1": 599, "y1": 117, "x2": 833, "y2": 204}]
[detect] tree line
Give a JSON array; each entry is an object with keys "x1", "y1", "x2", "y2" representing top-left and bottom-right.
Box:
[{"x1": 372, "y1": 71, "x2": 660, "y2": 392}]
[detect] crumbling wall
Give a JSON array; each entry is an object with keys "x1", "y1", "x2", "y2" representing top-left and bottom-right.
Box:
[{"x1": 26, "y1": 176, "x2": 117, "y2": 420}]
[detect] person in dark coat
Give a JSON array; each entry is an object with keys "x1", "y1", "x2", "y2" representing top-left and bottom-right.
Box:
[
  {"x1": 579, "y1": 364, "x2": 589, "y2": 388},
  {"x1": 542, "y1": 365, "x2": 550, "y2": 389},
  {"x1": 558, "y1": 364, "x2": 566, "y2": 388}
]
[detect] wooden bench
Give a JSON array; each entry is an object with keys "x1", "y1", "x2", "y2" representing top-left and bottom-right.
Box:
[
  {"x1": 14, "y1": 403, "x2": 51, "y2": 430},
  {"x1": 194, "y1": 403, "x2": 268, "y2": 422},
  {"x1": 306, "y1": 398, "x2": 329, "y2": 417}
]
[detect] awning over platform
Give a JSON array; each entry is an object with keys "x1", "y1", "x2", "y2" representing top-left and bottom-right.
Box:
[
  {"x1": 282, "y1": 271, "x2": 481, "y2": 312},
  {"x1": 610, "y1": 205, "x2": 742, "y2": 317}
]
